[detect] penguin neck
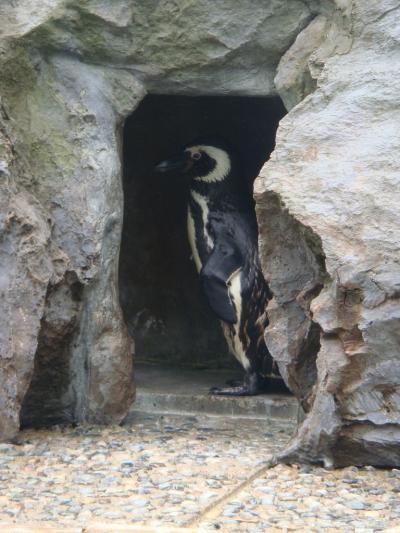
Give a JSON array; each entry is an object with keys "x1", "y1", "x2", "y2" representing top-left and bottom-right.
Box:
[{"x1": 189, "y1": 174, "x2": 249, "y2": 211}]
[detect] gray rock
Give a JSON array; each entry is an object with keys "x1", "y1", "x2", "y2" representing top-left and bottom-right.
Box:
[
  {"x1": 57, "y1": 498, "x2": 73, "y2": 505},
  {"x1": 120, "y1": 459, "x2": 134, "y2": 467},
  {"x1": 158, "y1": 482, "x2": 172, "y2": 490},
  {"x1": 255, "y1": 0, "x2": 400, "y2": 467},
  {"x1": 280, "y1": 502, "x2": 297, "y2": 510},
  {"x1": 0, "y1": 119, "x2": 57, "y2": 440},
  {"x1": 261, "y1": 495, "x2": 274, "y2": 505},
  {"x1": 137, "y1": 487, "x2": 151, "y2": 495},
  {"x1": 4, "y1": 507, "x2": 20, "y2": 517},
  {"x1": 372, "y1": 503, "x2": 386, "y2": 510},
  {"x1": 0, "y1": 49, "x2": 141, "y2": 436},
  {"x1": 103, "y1": 511, "x2": 124, "y2": 519},
  {"x1": 129, "y1": 498, "x2": 148, "y2": 508},
  {"x1": 0, "y1": 0, "x2": 311, "y2": 440},
  {"x1": 345, "y1": 500, "x2": 365, "y2": 511}
]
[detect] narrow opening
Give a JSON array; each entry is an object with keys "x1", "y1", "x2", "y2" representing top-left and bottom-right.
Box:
[{"x1": 120, "y1": 95, "x2": 286, "y2": 401}]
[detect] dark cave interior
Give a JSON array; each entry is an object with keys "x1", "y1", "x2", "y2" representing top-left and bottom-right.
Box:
[{"x1": 120, "y1": 94, "x2": 286, "y2": 370}]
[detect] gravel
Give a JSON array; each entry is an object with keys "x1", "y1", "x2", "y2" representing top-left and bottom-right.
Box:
[{"x1": 0, "y1": 413, "x2": 398, "y2": 531}]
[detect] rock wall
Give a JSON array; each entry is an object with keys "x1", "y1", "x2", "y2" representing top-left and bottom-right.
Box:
[
  {"x1": 1, "y1": 0, "x2": 399, "y2": 467},
  {"x1": 255, "y1": 0, "x2": 400, "y2": 466},
  {"x1": 0, "y1": 0, "x2": 315, "y2": 440},
  {"x1": 0, "y1": 105, "x2": 57, "y2": 439},
  {"x1": 0, "y1": 44, "x2": 143, "y2": 438}
]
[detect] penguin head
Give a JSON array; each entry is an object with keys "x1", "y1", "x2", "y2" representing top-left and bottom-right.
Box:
[{"x1": 155, "y1": 137, "x2": 232, "y2": 183}]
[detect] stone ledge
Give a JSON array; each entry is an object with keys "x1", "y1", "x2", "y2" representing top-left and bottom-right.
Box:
[
  {"x1": 132, "y1": 390, "x2": 298, "y2": 420},
  {"x1": 129, "y1": 363, "x2": 298, "y2": 421}
]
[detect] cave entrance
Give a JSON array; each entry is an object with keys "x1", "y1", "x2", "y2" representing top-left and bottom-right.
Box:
[{"x1": 120, "y1": 94, "x2": 288, "y2": 411}]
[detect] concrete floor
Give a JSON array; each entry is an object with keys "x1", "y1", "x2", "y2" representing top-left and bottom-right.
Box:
[{"x1": 129, "y1": 363, "x2": 298, "y2": 421}]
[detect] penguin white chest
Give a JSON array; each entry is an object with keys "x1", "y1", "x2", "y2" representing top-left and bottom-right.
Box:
[
  {"x1": 187, "y1": 190, "x2": 214, "y2": 272},
  {"x1": 224, "y1": 268, "x2": 251, "y2": 371}
]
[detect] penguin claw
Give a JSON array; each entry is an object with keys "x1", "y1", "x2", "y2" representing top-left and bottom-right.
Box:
[{"x1": 209, "y1": 385, "x2": 258, "y2": 397}]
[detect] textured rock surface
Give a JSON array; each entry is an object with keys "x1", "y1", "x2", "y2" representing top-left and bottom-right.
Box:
[
  {"x1": 0, "y1": 0, "x2": 323, "y2": 439},
  {"x1": 256, "y1": 0, "x2": 400, "y2": 466},
  {"x1": 2, "y1": 0, "x2": 313, "y2": 96},
  {"x1": 0, "y1": 108, "x2": 59, "y2": 440},
  {"x1": 0, "y1": 0, "x2": 318, "y2": 439},
  {"x1": 0, "y1": 36, "x2": 143, "y2": 435}
]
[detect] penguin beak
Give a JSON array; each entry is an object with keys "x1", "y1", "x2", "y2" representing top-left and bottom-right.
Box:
[{"x1": 154, "y1": 152, "x2": 193, "y2": 173}]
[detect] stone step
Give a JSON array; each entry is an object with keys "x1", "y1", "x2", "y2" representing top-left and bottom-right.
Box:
[{"x1": 128, "y1": 363, "x2": 299, "y2": 421}]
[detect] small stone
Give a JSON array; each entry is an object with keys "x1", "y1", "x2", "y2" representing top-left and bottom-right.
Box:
[
  {"x1": 72, "y1": 474, "x2": 95, "y2": 485},
  {"x1": 69, "y1": 504, "x2": 83, "y2": 514},
  {"x1": 170, "y1": 497, "x2": 183, "y2": 504},
  {"x1": 368, "y1": 488, "x2": 385, "y2": 495},
  {"x1": 261, "y1": 494, "x2": 275, "y2": 505},
  {"x1": 345, "y1": 500, "x2": 365, "y2": 510},
  {"x1": 308, "y1": 501, "x2": 322, "y2": 511},
  {"x1": 103, "y1": 511, "x2": 124, "y2": 519},
  {"x1": 129, "y1": 498, "x2": 148, "y2": 507},
  {"x1": 78, "y1": 487, "x2": 94, "y2": 496},
  {"x1": 138, "y1": 487, "x2": 151, "y2": 494},
  {"x1": 280, "y1": 493, "x2": 296, "y2": 500},
  {"x1": 121, "y1": 459, "x2": 134, "y2": 467},
  {"x1": 58, "y1": 498, "x2": 72, "y2": 505},
  {"x1": 258, "y1": 486, "x2": 274, "y2": 494},
  {"x1": 92, "y1": 454, "x2": 107, "y2": 463},
  {"x1": 77, "y1": 509, "x2": 93, "y2": 521},
  {"x1": 280, "y1": 502, "x2": 296, "y2": 510},
  {"x1": 4, "y1": 507, "x2": 20, "y2": 517},
  {"x1": 372, "y1": 503, "x2": 386, "y2": 510},
  {"x1": 206, "y1": 480, "x2": 221, "y2": 488},
  {"x1": 297, "y1": 488, "x2": 311, "y2": 496}
]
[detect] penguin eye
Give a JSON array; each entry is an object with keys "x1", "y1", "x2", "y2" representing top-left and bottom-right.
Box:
[{"x1": 192, "y1": 152, "x2": 202, "y2": 160}]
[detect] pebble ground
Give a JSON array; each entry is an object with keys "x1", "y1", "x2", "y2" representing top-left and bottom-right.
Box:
[{"x1": 0, "y1": 412, "x2": 399, "y2": 532}]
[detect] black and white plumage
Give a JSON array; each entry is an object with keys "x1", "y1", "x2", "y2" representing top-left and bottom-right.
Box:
[{"x1": 155, "y1": 138, "x2": 278, "y2": 395}]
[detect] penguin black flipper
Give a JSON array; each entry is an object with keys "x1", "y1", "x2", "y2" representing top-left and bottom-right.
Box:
[{"x1": 200, "y1": 236, "x2": 243, "y2": 324}]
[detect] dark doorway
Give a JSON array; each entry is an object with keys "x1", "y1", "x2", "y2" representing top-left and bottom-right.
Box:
[{"x1": 120, "y1": 95, "x2": 285, "y2": 371}]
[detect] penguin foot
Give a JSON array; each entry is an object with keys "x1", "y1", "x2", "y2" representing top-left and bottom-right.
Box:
[
  {"x1": 210, "y1": 371, "x2": 266, "y2": 396},
  {"x1": 209, "y1": 384, "x2": 259, "y2": 397}
]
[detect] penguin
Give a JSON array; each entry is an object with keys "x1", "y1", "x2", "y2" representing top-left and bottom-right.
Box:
[{"x1": 155, "y1": 137, "x2": 279, "y2": 395}]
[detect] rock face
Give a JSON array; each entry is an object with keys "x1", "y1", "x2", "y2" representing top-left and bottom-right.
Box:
[
  {"x1": 1, "y1": 0, "x2": 399, "y2": 467},
  {"x1": 255, "y1": 0, "x2": 400, "y2": 466},
  {"x1": 1, "y1": 0, "x2": 312, "y2": 96},
  {"x1": 0, "y1": 0, "x2": 314, "y2": 440},
  {"x1": 0, "y1": 40, "x2": 143, "y2": 437},
  {"x1": 0, "y1": 110, "x2": 56, "y2": 439}
]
